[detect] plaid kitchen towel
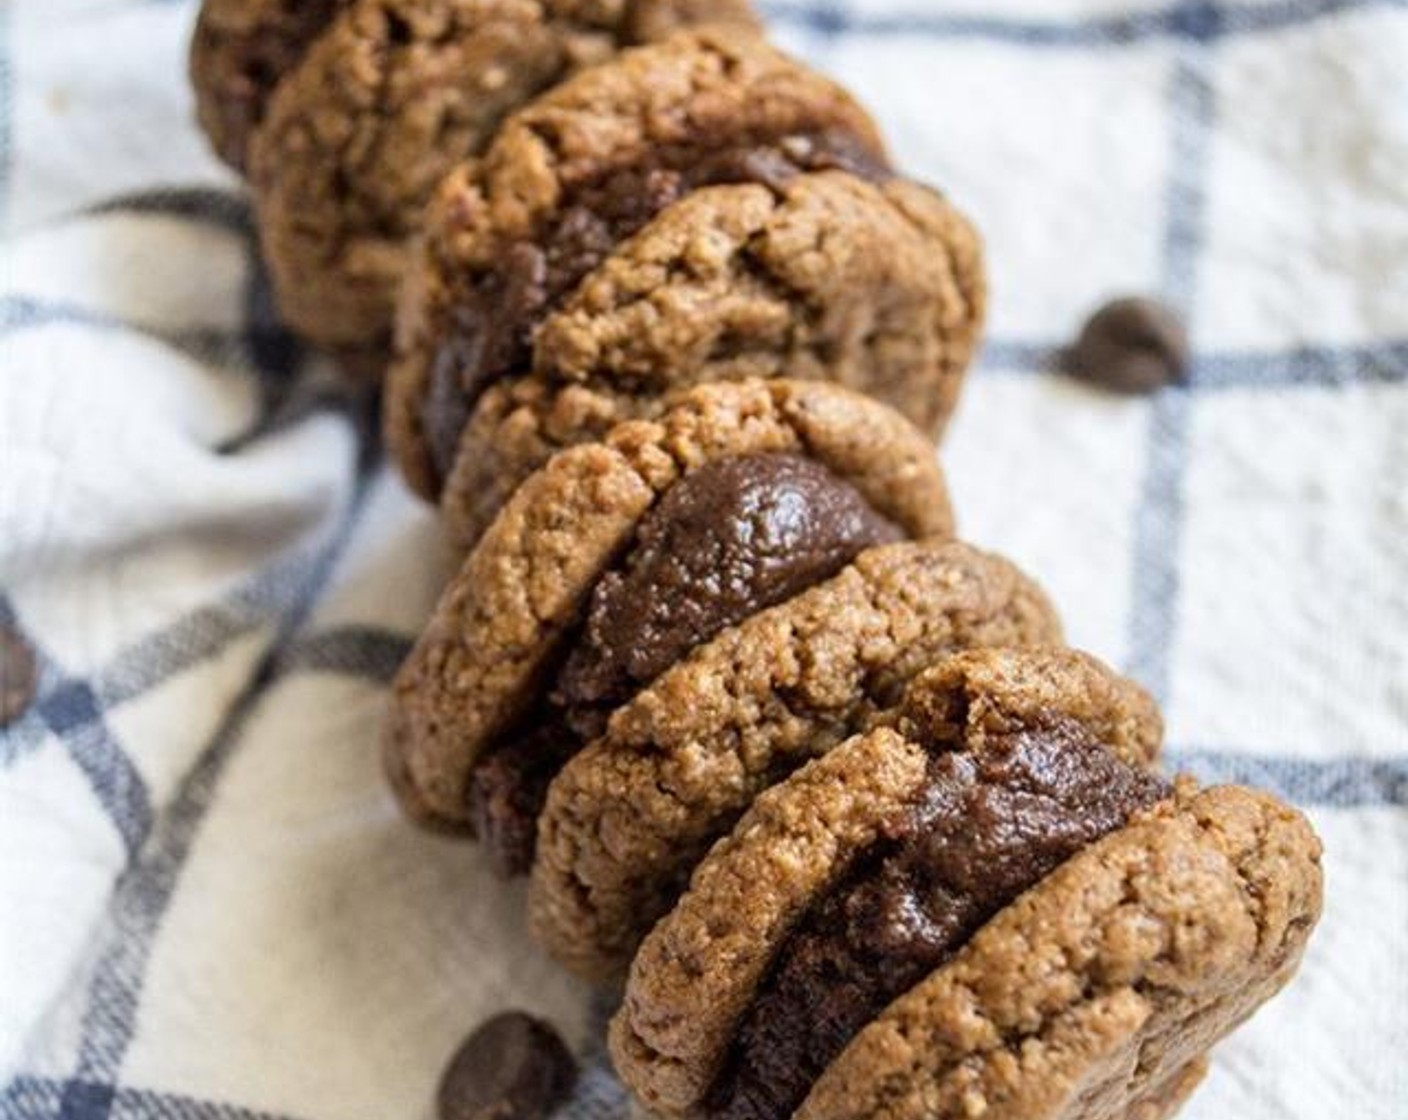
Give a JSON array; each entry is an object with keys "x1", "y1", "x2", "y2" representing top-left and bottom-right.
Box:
[{"x1": 2, "y1": 0, "x2": 1406, "y2": 1116}]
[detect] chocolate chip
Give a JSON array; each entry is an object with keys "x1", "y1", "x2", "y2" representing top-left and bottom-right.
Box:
[
  {"x1": 438, "y1": 1012, "x2": 577, "y2": 1120},
  {"x1": 1066, "y1": 297, "x2": 1189, "y2": 394},
  {"x1": 1, "y1": 625, "x2": 38, "y2": 728}
]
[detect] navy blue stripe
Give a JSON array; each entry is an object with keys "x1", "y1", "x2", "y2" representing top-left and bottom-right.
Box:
[
  {"x1": 1126, "y1": 54, "x2": 1216, "y2": 704},
  {"x1": 0, "y1": 599, "x2": 154, "y2": 859},
  {"x1": 277, "y1": 626, "x2": 413, "y2": 683},
  {"x1": 977, "y1": 339, "x2": 1064, "y2": 372},
  {"x1": 976, "y1": 336, "x2": 1408, "y2": 389},
  {"x1": 1192, "y1": 338, "x2": 1408, "y2": 389},
  {"x1": 3, "y1": 1076, "x2": 67, "y2": 1120},
  {"x1": 1159, "y1": 56, "x2": 1217, "y2": 308},
  {"x1": 1169, "y1": 750, "x2": 1408, "y2": 807},
  {"x1": 66, "y1": 669, "x2": 273, "y2": 1088},
  {"x1": 0, "y1": 295, "x2": 294, "y2": 373},
  {"x1": 2, "y1": 1077, "x2": 307, "y2": 1120},
  {"x1": 43, "y1": 693, "x2": 155, "y2": 860},
  {"x1": 82, "y1": 187, "x2": 254, "y2": 239},
  {"x1": 56, "y1": 1081, "x2": 112, "y2": 1120},
  {"x1": 94, "y1": 532, "x2": 390, "y2": 709},
  {"x1": 763, "y1": 0, "x2": 1406, "y2": 45},
  {"x1": 1126, "y1": 385, "x2": 1194, "y2": 700},
  {"x1": 92, "y1": 545, "x2": 340, "y2": 708}
]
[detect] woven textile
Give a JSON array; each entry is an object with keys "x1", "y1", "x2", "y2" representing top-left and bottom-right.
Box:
[{"x1": 2, "y1": 1, "x2": 1406, "y2": 1116}]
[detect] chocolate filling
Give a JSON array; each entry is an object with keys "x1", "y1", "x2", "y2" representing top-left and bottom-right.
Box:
[
  {"x1": 705, "y1": 720, "x2": 1173, "y2": 1120},
  {"x1": 469, "y1": 453, "x2": 902, "y2": 877},
  {"x1": 422, "y1": 128, "x2": 892, "y2": 479},
  {"x1": 557, "y1": 453, "x2": 904, "y2": 728},
  {"x1": 467, "y1": 716, "x2": 579, "y2": 876},
  {"x1": 211, "y1": 0, "x2": 346, "y2": 168}
]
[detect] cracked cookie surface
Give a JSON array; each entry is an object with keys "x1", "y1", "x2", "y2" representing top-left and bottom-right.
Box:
[
  {"x1": 385, "y1": 378, "x2": 951, "y2": 832},
  {"x1": 796, "y1": 783, "x2": 1321, "y2": 1120},
  {"x1": 191, "y1": 0, "x2": 347, "y2": 172},
  {"x1": 245, "y1": 0, "x2": 755, "y2": 362},
  {"x1": 384, "y1": 24, "x2": 888, "y2": 496},
  {"x1": 529, "y1": 545, "x2": 1067, "y2": 980},
  {"x1": 609, "y1": 647, "x2": 1170, "y2": 1115},
  {"x1": 610, "y1": 651, "x2": 1320, "y2": 1120},
  {"x1": 440, "y1": 170, "x2": 984, "y2": 549}
]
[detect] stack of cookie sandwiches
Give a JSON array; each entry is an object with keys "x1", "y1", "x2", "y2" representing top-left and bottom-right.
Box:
[
  {"x1": 192, "y1": 5, "x2": 1323, "y2": 1117},
  {"x1": 193, "y1": 0, "x2": 759, "y2": 368}
]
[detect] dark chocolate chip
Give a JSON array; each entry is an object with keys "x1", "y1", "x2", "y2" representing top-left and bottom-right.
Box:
[
  {"x1": 438, "y1": 1012, "x2": 577, "y2": 1120},
  {"x1": 1066, "y1": 297, "x2": 1189, "y2": 394},
  {"x1": 1, "y1": 625, "x2": 38, "y2": 728}
]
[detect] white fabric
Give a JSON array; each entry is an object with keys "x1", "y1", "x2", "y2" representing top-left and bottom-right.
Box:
[{"x1": 2, "y1": 1, "x2": 1405, "y2": 1117}]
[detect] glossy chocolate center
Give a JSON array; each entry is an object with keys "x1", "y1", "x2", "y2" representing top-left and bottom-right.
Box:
[
  {"x1": 706, "y1": 721, "x2": 1172, "y2": 1120},
  {"x1": 558, "y1": 453, "x2": 903, "y2": 727},
  {"x1": 470, "y1": 453, "x2": 902, "y2": 877}
]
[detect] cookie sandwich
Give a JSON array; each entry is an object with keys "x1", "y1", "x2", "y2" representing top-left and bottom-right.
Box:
[
  {"x1": 437, "y1": 168, "x2": 983, "y2": 550},
  {"x1": 192, "y1": 0, "x2": 756, "y2": 358},
  {"x1": 613, "y1": 649, "x2": 1323, "y2": 1120},
  {"x1": 530, "y1": 545, "x2": 1065, "y2": 980},
  {"x1": 385, "y1": 377, "x2": 952, "y2": 862},
  {"x1": 385, "y1": 25, "x2": 984, "y2": 521}
]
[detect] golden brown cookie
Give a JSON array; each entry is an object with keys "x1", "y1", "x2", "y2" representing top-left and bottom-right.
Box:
[
  {"x1": 610, "y1": 654, "x2": 1322, "y2": 1120},
  {"x1": 611, "y1": 648, "x2": 1174, "y2": 1115},
  {"x1": 385, "y1": 378, "x2": 952, "y2": 847},
  {"x1": 190, "y1": 0, "x2": 347, "y2": 172},
  {"x1": 440, "y1": 170, "x2": 984, "y2": 549},
  {"x1": 384, "y1": 24, "x2": 891, "y2": 498},
  {"x1": 244, "y1": 0, "x2": 756, "y2": 364},
  {"x1": 528, "y1": 544, "x2": 1067, "y2": 981},
  {"x1": 796, "y1": 784, "x2": 1321, "y2": 1120}
]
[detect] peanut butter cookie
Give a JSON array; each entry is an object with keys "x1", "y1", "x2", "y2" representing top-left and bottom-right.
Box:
[
  {"x1": 385, "y1": 379, "x2": 952, "y2": 848},
  {"x1": 441, "y1": 170, "x2": 984, "y2": 549},
  {"x1": 612, "y1": 652, "x2": 1321, "y2": 1120},
  {"x1": 529, "y1": 546, "x2": 1067, "y2": 981},
  {"x1": 190, "y1": 0, "x2": 346, "y2": 172},
  {"x1": 241, "y1": 0, "x2": 756, "y2": 362},
  {"x1": 384, "y1": 24, "x2": 890, "y2": 496}
]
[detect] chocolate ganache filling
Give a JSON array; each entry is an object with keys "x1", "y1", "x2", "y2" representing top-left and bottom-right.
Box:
[
  {"x1": 469, "y1": 452, "x2": 903, "y2": 877},
  {"x1": 705, "y1": 720, "x2": 1173, "y2": 1120},
  {"x1": 210, "y1": 0, "x2": 346, "y2": 169},
  {"x1": 422, "y1": 128, "x2": 893, "y2": 480}
]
